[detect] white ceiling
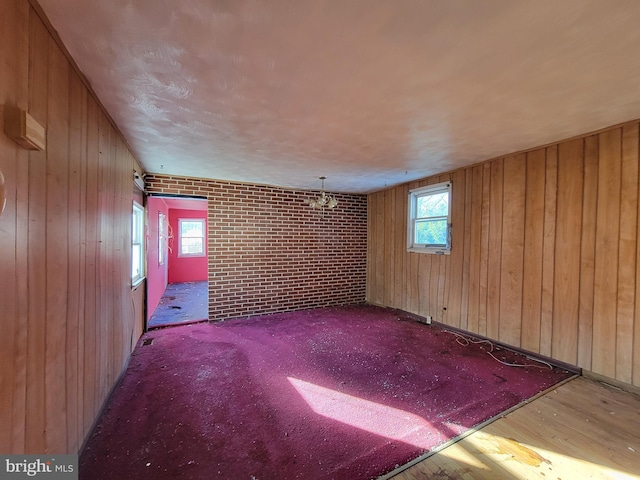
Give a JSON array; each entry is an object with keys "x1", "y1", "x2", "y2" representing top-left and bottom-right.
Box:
[{"x1": 38, "y1": 0, "x2": 640, "y2": 193}]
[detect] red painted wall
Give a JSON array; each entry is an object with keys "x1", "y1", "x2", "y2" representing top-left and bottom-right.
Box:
[
  {"x1": 146, "y1": 197, "x2": 169, "y2": 319},
  {"x1": 168, "y1": 208, "x2": 208, "y2": 283}
]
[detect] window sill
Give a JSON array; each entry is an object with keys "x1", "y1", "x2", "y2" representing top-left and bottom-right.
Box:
[
  {"x1": 407, "y1": 247, "x2": 450, "y2": 255},
  {"x1": 132, "y1": 277, "x2": 146, "y2": 289}
]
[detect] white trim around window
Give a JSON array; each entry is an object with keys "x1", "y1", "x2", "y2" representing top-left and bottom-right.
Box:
[
  {"x1": 407, "y1": 181, "x2": 451, "y2": 254},
  {"x1": 178, "y1": 218, "x2": 206, "y2": 257},
  {"x1": 132, "y1": 201, "x2": 145, "y2": 286}
]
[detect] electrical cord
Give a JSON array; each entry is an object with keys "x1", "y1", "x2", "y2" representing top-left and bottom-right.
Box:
[{"x1": 446, "y1": 330, "x2": 553, "y2": 370}]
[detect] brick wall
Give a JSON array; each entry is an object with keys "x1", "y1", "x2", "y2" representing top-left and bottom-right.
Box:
[{"x1": 145, "y1": 175, "x2": 368, "y2": 321}]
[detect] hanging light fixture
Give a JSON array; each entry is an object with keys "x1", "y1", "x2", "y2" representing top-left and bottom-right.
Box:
[{"x1": 307, "y1": 176, "x2": 338, "y2": 213}]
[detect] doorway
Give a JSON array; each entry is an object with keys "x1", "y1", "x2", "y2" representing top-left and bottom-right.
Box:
[{"x1": 146, "y1": 195, "x2": 208, "y2": 329}]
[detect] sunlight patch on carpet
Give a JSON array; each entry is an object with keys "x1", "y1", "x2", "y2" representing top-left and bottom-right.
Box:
[{"x1": 288, "y1": 376, "x2": 434, "y2": 449}]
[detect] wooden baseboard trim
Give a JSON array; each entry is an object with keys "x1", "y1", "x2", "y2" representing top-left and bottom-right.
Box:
[
  {"x1": 384, "y1": 305, "x2": 582, "y2": 375},
  {"x1": 582, "y1": 370, "x2": 640, "y2": 396}
]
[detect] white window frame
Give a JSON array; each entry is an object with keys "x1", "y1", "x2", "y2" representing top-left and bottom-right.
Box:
[
  {"x1": 178, "y1": 218, "x2": 206, "y2": 258},
  {"x1": 132, "y1": 201, "x2": 145, "y2": 286},
  {"x1": 407, "y1": 181, "x2": 451, "y2": 255},
  {"x1": 158, "y1": 212, "x2": 166, "y2": 266}
]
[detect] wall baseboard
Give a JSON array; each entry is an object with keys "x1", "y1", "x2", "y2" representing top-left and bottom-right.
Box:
[{"x1": 582, "y1": 370, "x2": 640, "y2": 397}]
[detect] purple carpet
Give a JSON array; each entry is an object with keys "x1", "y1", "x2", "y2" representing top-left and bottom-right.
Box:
[{"x1": 80, "y1": 305, "x2": 574, "y2": 479}]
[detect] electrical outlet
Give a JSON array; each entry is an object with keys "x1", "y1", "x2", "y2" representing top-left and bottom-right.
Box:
[{"x1": 426, "y1": 315, "x2": 432, "y2": 325}]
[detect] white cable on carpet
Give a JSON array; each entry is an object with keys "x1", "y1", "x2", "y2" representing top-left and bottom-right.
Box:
[{"x1": 446, "y1": 330, "x2": 553, "y2": 369}]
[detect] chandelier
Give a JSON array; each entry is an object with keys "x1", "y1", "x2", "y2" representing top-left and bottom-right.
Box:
[{"x1": 307, "y1": 176, "x2": 338, "y2": 212}]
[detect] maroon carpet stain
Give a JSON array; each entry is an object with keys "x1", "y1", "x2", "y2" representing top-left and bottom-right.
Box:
[{"x1": 80, "y1": 305, "x2": 574, "y2": 480}]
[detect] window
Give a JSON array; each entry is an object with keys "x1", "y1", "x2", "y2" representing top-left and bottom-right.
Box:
[
  {"x1": 178, "y1": 218, "x2": 205, "y2": 257},
  {"x1": 132, "y1": 201, "x2": 145, "y2": 285},
  {"x1": 158, "y1": 212, "x2": 166, "y2": 266},
  {"x1": 407, "y1": 181, "x2": 451, "y2": 254}
]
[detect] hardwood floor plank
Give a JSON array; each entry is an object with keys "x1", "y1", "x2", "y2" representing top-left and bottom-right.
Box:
[{"x1": 391, "y1": 377, "x2": 640, "y2": 480}]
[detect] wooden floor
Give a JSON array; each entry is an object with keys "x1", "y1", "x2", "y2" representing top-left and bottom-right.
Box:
[{"x1": 391, "y1": 377, "x2": 640, "y2": 479}]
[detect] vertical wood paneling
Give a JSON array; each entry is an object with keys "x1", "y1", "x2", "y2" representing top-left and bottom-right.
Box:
[
  {"x1": 394, "y1": 185, "x2": 406, "y2": 309},
  {"x1": 593, "y1": 128, "x2": 622, "y2": 378},
  {"x1": 366, "y1": 192, "x2": 374, "y2": 303},
  {"x1": 467, "y1": 165, "x2": 483, "y2": 333},
  {"x1": 552, "y1": 139, "x2": 583, "y2": 364},
  {"x1": 367, "y1": 119, "x2": 640, "y2": 389},
  {"x1": 407, "y1": 184, "x2": 420, "y2": 314},
  {"x1": 521, "y1": 149, "x2": 545, "y2": 352},
  {"x1": 478, "y1": 163, "x2": 491, "y2": 336},
  {"x1": 83, "y1": 95, "x2": 100, "y2": 434},
  {"x1": 635, "y1": 144, "x2": 640, "y2": 386},
  {"x1": 417, "y1": 248, "x2": 431, "y2": 317},
  {"x1": 616, "y1": 124, "x2": 638, "y2": 383},
  {"x1": 45, "y1": 36, "x2": 70, "y2": 453},
  {"x1": 69, "y1": 76, "x2": 88, "y2": 446},
  {"x1": 67, "y1": 71, "x2": 82, "y2": 452},
  {"x1": 0, "y1": 0, "x2": 18, "y2": 454},
  {"x1": 25, "y1": 13, "x2": 49, "y2": 454},
  {"x1": 499, "y1": 154, "x2": 526, "y2": 346},
  {"x1": 435, "y1": 176, "x2": 450, "y2": 323},
  {"x1": 467, "y1": 165, "x2": 483, "y2": 332},
  {"x1": 1, "y1": 0, "x2": 30, "y2": 454},
  {"x1": 445, "y1": 168, "x2": 466, "y2": 328},
  {"x1": 459, "y1": 167, "x2": 473, "y2": 330},
  {"x1": 1, "y1": 1, "x2": 144, "y2": 454},
  {"x1": 383, "y1": 190, "x2": 394, "y2": 307},
  {"x1": 578, "y1": 135, "x2": 598, "y2": 370},
  {"x1": 540, "y1": 146, "x2": 557, "y2": 357},
  {"x1": 14, "y1": 0, "x2": 30, "y2": 454},
  {"x1": 487, "y1": 159, "x2": 503, "y2": 339},
  {"x1": 426, "y1": 177, "x2": 439, "y2": 318},
  {"x1": 373, "y1": 192, "x2": 384, "y2": 306}
]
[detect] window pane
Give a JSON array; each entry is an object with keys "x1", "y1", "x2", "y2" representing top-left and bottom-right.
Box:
[
  {"x1": 415, "y1": 219, "x2": 447, "y2": 245},
  {"x1": 158, "y1": 213, "x2": 165, "y2": 266},
  {"x1": 132, "y1": 210, "x2": 141, "y2": 242},
  {"x1": 417, "y1": 192, "x2": 449, "y2": 218},
  {"x1": 178, "y1": 218, "x2": 205, "y2": 256},
  {"x1": 132, "y1": 244, "x2": 141, "y2": 278},
  {"x1": 181, "y1": 221, "x2": 203, "y2": 237},
  {"x1": 181, "y1": 238, "x2": 203, "y2": 255},
  {"x1": 132, "y1": 201, "x2": 145, "y2": 283}
]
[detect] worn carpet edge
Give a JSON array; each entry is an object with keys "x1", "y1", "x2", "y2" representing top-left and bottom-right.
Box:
[{"x1": 377, "y1": 374, "x2": 579, "y2": 480}]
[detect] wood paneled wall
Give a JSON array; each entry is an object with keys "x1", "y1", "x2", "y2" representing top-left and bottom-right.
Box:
[
  {"x1": 368, "y1": 121, "x2": 640, "y2": 388},
  {"x1": 0, "y1": 0, "x2": 144, "y2": 454}
]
